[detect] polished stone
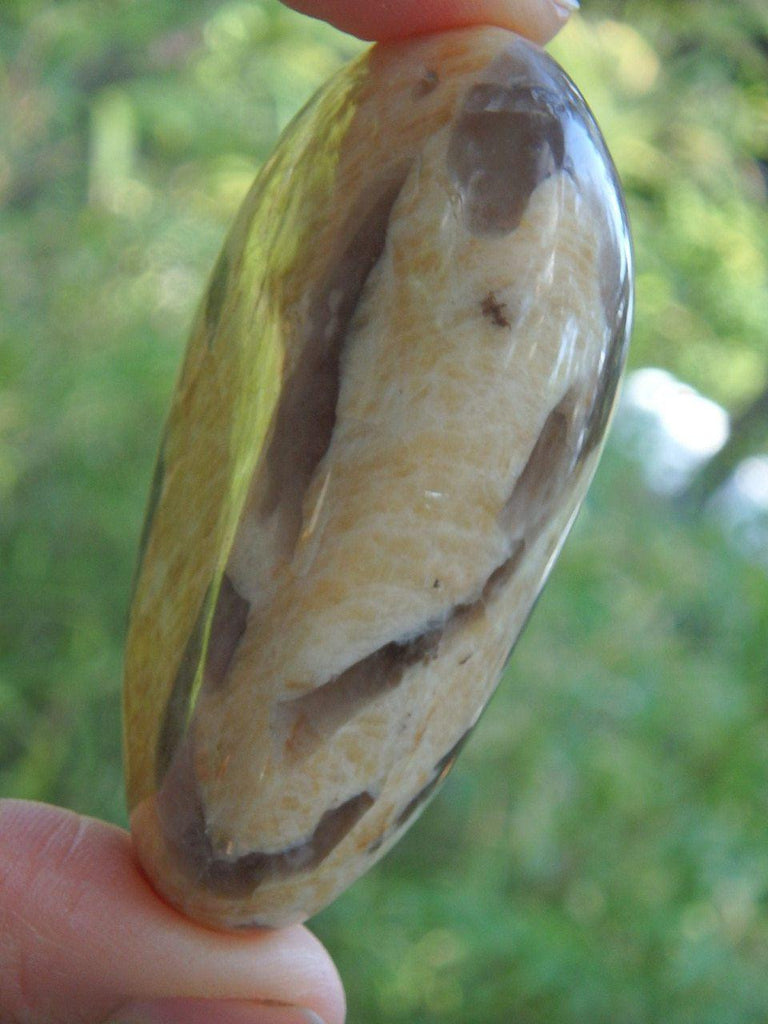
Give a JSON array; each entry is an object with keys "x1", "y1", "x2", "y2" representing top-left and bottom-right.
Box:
[{"x1": 124, "y1": 25, "x2": 633, "y2": 929}]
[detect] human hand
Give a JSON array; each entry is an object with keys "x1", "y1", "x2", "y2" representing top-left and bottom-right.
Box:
[
  {"x1": 1, "y1": 3, "x2": 578, "y2": 1022},
  {"x1": 0, "y1": 801, "x2": 343, "y2": 1024},
  {"x1": 283, "y1": 0, "x2": 578, "y2": 44}
]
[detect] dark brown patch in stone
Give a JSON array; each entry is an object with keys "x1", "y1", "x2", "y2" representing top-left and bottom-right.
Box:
[
  {"x1": 276, "y1": 540, "x2": 528, "y2": 799},
  {"x1": 269, "y1": 397, "x2": 574, "y2": 804},
  {"x1": 439, "y1": 540, "x2": 525, "y2": 656},
  {"x1": 275, "y1": 628, "x2": 442, "y2": 763},
  {"x1": 367, "y1": 729, "x2": 474, "y2": 854},
  {"x1": 479, "y1": 539, "x2": 526, "y2": 601},
  {"x1": 253, "y1": 172, "x2": 410, "y2": 567},
  {"x1": 130, "y1": 441, "x2": 165, "y2": 602},
  {"x1": 500, "y1": 391, "x2": 576, "y2": 540},
  {"x1": 481, "y1": 290, "x2": 511, "y2": 329},
  {"x1": 155, "y1": 573, "x2": 250, "y2": 783},
  {"x1": 205, "y1": 249, "x2": 229, "y2": 346},
  {"x1": 448, "y1": 83, "x2": 565, "y2": 235},
  {"x1": 392, "y1": 729, "x2": 473, "y2": 835},
  {"x1": 414, "y1": 68, "x2": 439, "y2": 98},
  {"x1": 203, "y1": 573, "x2": 250, "y2": 691},
  {"x1": 155, "y1": 588, "x2": 209, "y2": 784},
  {"x1": 157, "y1": 740, "x2": 375, "y2": 897},
  {"x1": 275, "y1": 536, "x2": 527, "y2": 774}
]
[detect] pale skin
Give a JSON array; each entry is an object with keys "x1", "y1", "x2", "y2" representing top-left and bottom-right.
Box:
[{"x1": 0, "y1": 3, "x2": 573, "y2": 1022}]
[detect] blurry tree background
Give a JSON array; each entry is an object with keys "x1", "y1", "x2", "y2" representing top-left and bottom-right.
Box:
[{"x1": 1, "y1": 1, "x2": 767, "y2": 1021}]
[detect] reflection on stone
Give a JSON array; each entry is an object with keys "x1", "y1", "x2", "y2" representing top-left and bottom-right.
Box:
[
  {"x1": 203, "y1": 574, "x2": 250, "y2": 692},
  {"x1": 155, "y1": 587, "x2": 208, "y2": 783},
  {"x1": 205, "y1": 250, "x2": 230, "y2": 346}
]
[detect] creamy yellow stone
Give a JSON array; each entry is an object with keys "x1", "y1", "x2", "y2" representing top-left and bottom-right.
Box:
[{"x1": 124, "y1": 25, "x2": 632, "y2": 929}]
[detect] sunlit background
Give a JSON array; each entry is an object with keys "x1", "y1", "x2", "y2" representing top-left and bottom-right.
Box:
[{"x1": 1, "y1": 1, "x2": 767, "y2": 1021}]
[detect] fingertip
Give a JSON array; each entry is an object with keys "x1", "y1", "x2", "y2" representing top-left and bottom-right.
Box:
[
  {"x1": 0, "y1": 801, "x2": 345, "y2": 1024},
  {"x1": 110, "y1": 998, "x2": 330, "y2": 1024},
  {"x1": 282, "y1": 0, "x2": 574, "y2": 45}
]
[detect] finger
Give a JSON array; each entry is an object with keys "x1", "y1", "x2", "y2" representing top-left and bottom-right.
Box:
[
  {"x1": 0, "y1": 800, "x2": 345, "y2": 1024},
  {"x1": 282, "y1": 0, "x2": 578, "y2": 44}
]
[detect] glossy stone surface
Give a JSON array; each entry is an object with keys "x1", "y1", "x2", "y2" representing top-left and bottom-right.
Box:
[{"x1": 124, "y1": 26, "x2": 632, "y2": 929}]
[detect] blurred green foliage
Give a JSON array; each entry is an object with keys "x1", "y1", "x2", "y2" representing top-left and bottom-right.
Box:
[{"x1": 1, "y1": 2, "x2": 767, "y2": 1021}]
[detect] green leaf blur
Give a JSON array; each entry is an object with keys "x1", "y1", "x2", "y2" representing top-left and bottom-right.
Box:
[{"x1": 1, "y1": 2, "x2": 767, "y2": 1021}]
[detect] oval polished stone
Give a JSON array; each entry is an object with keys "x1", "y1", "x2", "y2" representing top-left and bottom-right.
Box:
[{"x1": 124, "y1": 26, "x2": 633, "y2": 929}]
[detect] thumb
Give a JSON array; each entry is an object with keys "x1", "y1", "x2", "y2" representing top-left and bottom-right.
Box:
[{"x1": 0, "y1": 800, "x2": 345, "y2": 1024}]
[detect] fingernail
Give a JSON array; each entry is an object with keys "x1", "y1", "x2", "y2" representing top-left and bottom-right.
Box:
[
  {"x1": 107, "y1": 998, "x2": 327, "y2": 1024},
  {"x1": 551, "y1": 0, "x2": 580, "y2": 14}
]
